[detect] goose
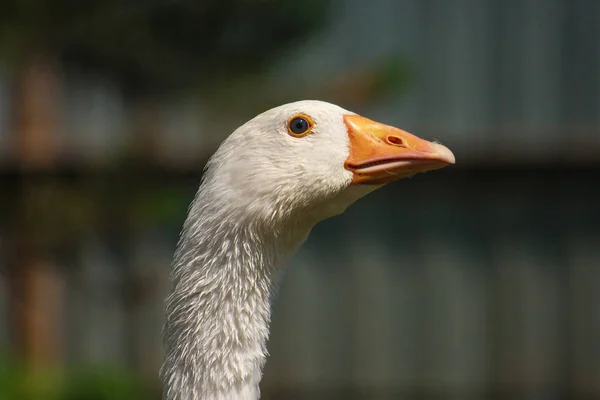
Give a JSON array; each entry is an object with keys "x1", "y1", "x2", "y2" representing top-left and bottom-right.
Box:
[{"x1": 161, "y1": 100, "x2": 455, "y2": 400}]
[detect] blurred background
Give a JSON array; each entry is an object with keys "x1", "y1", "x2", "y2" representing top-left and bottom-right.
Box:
[{"x1": 0, "y1": 0, "x2": 599, "y2": 399}]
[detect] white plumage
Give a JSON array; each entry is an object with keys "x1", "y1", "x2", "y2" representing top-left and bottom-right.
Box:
[{"x1": 161, "y1": 100, "x2": 454, "y2": 400}]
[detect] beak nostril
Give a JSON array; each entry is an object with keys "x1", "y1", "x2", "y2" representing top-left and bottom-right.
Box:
[{"x1": 386, "y1": 135, "x2": 406, "y2": 147}]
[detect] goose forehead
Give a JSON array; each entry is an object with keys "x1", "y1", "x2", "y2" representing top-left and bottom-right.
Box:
[{"x1": 262, "y1": 100, "x2": 353, "y2": 121}]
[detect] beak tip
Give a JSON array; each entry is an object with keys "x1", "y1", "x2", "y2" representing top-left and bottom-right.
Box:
[{"x1": 431, "y1": 142, "x2": 456, "y2": 165}]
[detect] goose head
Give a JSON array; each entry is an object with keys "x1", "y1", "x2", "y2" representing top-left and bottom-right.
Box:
[
  {"x1": 163, "y1": 100, "x2": 455, "y2": 400},
  {"x1": 201, "y1": 100, "x2": 455, "y2": 228}
]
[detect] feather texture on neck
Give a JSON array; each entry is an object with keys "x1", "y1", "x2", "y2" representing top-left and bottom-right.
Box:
[{"x1": 161, "y1": 183, "x2": 313, "y2": 400}]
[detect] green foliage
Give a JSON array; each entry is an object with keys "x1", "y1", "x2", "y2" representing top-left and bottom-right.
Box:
[
  {"x1": 0, "y1": 362, "x2": 61, "y2": 400},
  {"x1": 370, "y1": 55, "x2": 414, "y2": 98},
  {"x1": 128, "y1": 183, "x2": 195, "y2": 228},
  {"x1": 0, "y1": 363, "x2": 156, "y2": 400},
  {"x1": 0, "y1": 0, "x2": 330, "y2": 95},
  {"x1": 60, "y1": 367, "x2": 155, "y2": 400}
]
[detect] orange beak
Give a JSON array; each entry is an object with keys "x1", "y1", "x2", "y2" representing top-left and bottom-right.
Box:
[{"x1": 343, "y1": 114, "x2": 455, "y2": 185}]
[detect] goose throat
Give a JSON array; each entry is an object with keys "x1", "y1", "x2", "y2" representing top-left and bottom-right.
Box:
[{"x1": 161, "y1": 194, "x2": 311, "y2": 400}]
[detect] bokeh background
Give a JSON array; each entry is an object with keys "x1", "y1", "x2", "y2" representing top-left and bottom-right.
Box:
[{"x1": 1, "y1": 0, "x2": 599, "y2": 399}]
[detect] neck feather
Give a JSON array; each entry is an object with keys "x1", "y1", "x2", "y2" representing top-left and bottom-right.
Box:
[{"x1": 161, "y1": 189, "x2": 310, "y2": 400}]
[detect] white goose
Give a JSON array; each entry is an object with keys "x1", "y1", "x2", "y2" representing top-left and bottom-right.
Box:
[{"x1": 161, "y1": 100, "x2": 455, "y2": 400}]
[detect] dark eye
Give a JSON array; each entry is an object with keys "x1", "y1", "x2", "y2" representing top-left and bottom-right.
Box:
[{"x1": 288, "y1": 116, "x2": 312, "y2": 136}]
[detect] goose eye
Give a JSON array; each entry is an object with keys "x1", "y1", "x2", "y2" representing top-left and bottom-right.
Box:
[{"x1": 287, "y1": 115, "x2": 313, "y2": 136}]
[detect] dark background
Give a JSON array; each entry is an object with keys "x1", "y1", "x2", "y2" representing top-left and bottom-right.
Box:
[{"x1": 0, "y1": 0, "x2": 599, "y2": 399}]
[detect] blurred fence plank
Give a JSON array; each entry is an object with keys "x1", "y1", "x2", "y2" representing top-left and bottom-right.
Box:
[{"x1": 567, "y1": 235, "x2": 600, "y2": 395}]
